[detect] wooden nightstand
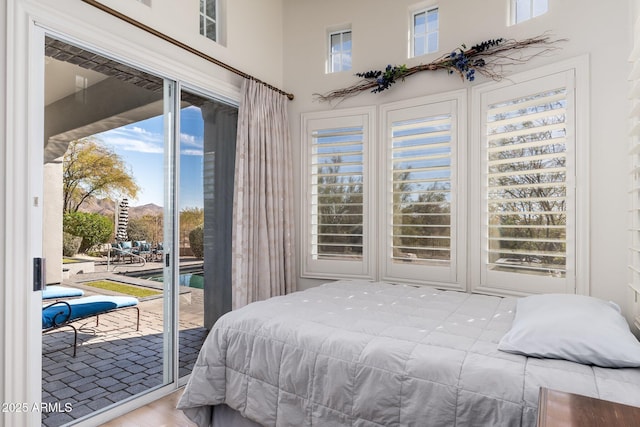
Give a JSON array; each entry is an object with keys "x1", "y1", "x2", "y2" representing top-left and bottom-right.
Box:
[{"x1": 537, "y1": 387, "x2": 640, "y2": 427}]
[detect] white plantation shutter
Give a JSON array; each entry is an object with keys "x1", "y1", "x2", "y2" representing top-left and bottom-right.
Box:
[
  {"x1": 311, "y1": 127, "x2": 364, "y2": 260},
  {"x1": 301, "y1": 108, "x2": 375, "y2": 278},
  {"x1": 381, "y1": 93, "x2": 465, "y2": 287},
  {"x1": 486, "y1": 88, "x2": 567, "y2": 274},
  {"x1": 474, "y1": 69, "x2": 577, "y2": 294},
  {"x1": 629, "y1": 19, "x2": 640, "y2": 320}
]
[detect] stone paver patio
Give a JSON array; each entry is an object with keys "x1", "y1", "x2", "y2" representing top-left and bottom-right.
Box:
[{"x1": 42, "y1": 259, "x2": 208, "y2": 426}]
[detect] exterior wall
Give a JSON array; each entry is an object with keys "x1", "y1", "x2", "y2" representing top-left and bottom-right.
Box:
[
  {"x1": 43, "y1": 162, "x2": 63, "y2": 285},
  {"x1": 283, "y1": 0, "x2": 634, "y2": 317}
]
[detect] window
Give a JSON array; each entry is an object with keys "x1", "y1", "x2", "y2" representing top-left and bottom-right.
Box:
[
  {"x1": 511, "y1": 0, "x2": 548, "y2": 24},
  {"x1": 301, "y1": 108, "x2": 375, "y2": 278},
  {"x1": 328, "y1": 29, "x2": 352, "y2": 73},
  {"x1": 471, "y1": 60, "x2": 587, "y2": 295},
  {"x1": 381, "y1": 93, "x2": 466, "y2": 286},
  {"x1": 200, "y1": 0, "x2": 218, "y2": 42},
  {"x1": 302, "y1": 60, "x2": 586, "y2": 295},
  {"x1": 411, "y1": 6, "x2": 439, "y2": 57}
]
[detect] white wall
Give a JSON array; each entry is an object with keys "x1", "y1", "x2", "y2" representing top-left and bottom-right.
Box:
[
  {"x1": 283, "y1": 0, "x2": 634, "y2": 316},
  {"x1": 94, "y1": 0, "x2": 284, "y2": 87}
]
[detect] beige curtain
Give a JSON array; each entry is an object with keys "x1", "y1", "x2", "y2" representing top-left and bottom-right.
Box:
[{"x1": 231, "y1": 79, "x2": 296, "y2": 309}]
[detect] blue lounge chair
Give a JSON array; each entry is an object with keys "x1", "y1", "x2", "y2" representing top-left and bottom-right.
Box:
[
  {"x1": 42, "y1": 295, "x2": 140, "y2": 356},
  {"x1": 42, "y1": 285, "x2": 84, "y2": 300}
]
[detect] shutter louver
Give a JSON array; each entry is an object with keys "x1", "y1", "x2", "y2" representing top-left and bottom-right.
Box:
[
  {"x1": 485, "y1": 88, "x2": 568, "y2": 277},
  {"x1": 310, "y1": 126, "x2": 364, "y2": 261},
  {"x1": 390, "y1": 114, "x2": 452, "y2": 265}
]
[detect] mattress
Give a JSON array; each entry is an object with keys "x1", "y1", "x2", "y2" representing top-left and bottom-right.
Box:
[{"x1": 178, "y1": 280, "x2": 640, "y2": 426}]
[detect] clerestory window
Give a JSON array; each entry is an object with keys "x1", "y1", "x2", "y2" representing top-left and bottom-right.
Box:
[
  {"x1": 511, "y1": 0, "x2": 548, "y2": 24},
  {"x1": 328, "y1": 29, "x2": 352, "y2": 73},
  {"x1": 200, "y1": 0, "x2": 218, "y2": 42},
  {"x1": 411, "y1": 6, "x2": 439, "y2": 57}
]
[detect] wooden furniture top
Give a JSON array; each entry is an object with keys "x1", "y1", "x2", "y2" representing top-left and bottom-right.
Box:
[{"x1": 537, "y1": 387, "x2": 640, "y2": 427}]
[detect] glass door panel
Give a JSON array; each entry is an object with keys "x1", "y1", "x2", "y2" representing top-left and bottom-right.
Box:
[
  {"x1": 177, "y1": 89, "x2": 237, "y2": 379},
  {"x1": 42, "y1": 36, "x2": 173, "y2": 426}
]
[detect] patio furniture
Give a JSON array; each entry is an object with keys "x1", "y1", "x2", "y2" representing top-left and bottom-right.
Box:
[
  {"x1": 42, "y1": 295, "x2": 140, "y2": 357},
  {"x1": 154, "y1": 242, "x2": 164, "y2": 262},
  {"x1": 133, "y1": 240, "x2": 153, "y2": 260},
  {"x1": 42, "y1": 285, "x2": 84, "y2": 300}
]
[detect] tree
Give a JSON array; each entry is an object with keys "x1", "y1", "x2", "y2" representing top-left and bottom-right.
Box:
[
  {"x1": 63, "y1": 211, "x2": 114, "y2": 253},
  {"x1": 126, "y1": 214, "x2": 164, "y2": 244},
  {"x1": 189, "y1": 225, "x2": 204, "y2": 259},
  {"x1": 63, "y1": 138, "x2": 139, "y2": 213},
  {"x1": 316, "y1": 156, "x2": 363, "y2": 257},
  {"x1": 488, "y1": 95, "x2": 567, "y2": 272},
  {"x1": 180, "y1": 207, "x2": 204, "y2": 250}
]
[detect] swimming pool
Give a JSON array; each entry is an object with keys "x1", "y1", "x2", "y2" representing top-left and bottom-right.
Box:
[{"x1": 124, "y1": 266, "x2": 204, "y2": 289}]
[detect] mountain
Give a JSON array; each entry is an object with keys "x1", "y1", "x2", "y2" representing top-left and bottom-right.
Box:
[
  {"x1": 130, "y1": 203, "x2": 164, "y2": 218},
  {"x1": 79, "y1": 197, "x2": 163, "y2": 219}
]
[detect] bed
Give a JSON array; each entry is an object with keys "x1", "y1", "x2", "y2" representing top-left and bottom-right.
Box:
[{"x1": 177, "y1": 280, "x2": 640, "y2": 426}]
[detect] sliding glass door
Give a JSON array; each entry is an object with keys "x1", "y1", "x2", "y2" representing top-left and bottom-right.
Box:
[
  {"x1": 177, "y1": 89, "x2": 236, "y2": 380},
  {"x1": 41, "y1": 35, "x2": 236, "y2": 425}
]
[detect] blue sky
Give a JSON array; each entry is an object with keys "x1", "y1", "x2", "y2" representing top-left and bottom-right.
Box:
[{"x1": 95, "y1": 106, "x2": 204, "y2": 210}]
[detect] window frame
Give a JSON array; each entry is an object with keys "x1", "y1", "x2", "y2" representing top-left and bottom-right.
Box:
[
  {"x1": 301, "y1": 107, "x2": 376, "y2": 279},
  {"x1": 470, "y1": 56, "x2": 590, "y2": 296},
  {"x1": 327, "y1": 28, "x2": 353, "y2": 73},
  {"x1": 379, "y1": 91, "x2": 467, "y2": 290},
  {"x1": 510, "y1": 0, "x2": 549, "y2": 25},
  {"x1": 200, "y1": 0, "x2": 218, "y2": 42},
  {"x1": 410, "y1": 5, "x2": 439, "y2": 58}
]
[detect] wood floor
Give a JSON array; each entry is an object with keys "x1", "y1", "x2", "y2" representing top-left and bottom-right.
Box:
[{"x1": 100, "y1": 389, "x2": 196, "y2": 427}]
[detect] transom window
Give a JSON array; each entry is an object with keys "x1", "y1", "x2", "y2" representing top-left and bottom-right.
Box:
[
  {"x1": 511, "y1": 0, "x2": 548, "y2": 24},
  {"x1": 329, "y1": 29, "x2": 352, "y2": 73},
  {"x1": 200, "y1": 0, "x2": 218, "y2": 42},
  {"x1": 412, "y1": 6, "x2": 439, "y2": 57}
]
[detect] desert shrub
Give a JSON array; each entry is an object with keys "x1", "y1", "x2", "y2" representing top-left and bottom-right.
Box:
[
  {"x1": 62, "y1": 232, "x2": 82, "y2": 257},
  {"x1": 189, "y1": 225, "x2": 204, "y2": 259},
  {"x1": 63, "y1": 212, "x2": 113, "y2": 253}
]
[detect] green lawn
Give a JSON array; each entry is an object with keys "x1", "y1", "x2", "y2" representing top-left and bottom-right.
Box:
[{"x1": 83, "y1": 280, "x2": 162, "y2": 298}]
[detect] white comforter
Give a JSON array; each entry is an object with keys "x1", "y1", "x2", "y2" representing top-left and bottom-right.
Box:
[{"x1": 178, "y1": 280, "x2": 640, "y2": 426}]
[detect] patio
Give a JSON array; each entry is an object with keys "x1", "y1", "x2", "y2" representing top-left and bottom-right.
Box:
[{"x1": 42, "y1": 259, "x2": 208, "y2": 426}]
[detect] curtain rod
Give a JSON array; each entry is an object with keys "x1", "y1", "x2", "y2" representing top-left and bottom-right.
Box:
[{"x1": 80, "y1": 0, "x2": 294, "y2": 100}]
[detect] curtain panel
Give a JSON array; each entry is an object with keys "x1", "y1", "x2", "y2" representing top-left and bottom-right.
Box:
[{"x1": 231, "y1": 79, "x2": 296, "y2": 309}]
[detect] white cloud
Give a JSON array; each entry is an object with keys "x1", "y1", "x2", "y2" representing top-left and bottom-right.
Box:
[
  {"x1": 98, "y1": 123, "x2": 204, "y2": 156},
  {"x1": 181, "y1": 148, "x2": 203, "y2": 156},
  {"x1": 100, "y1": 126, "x2": 164, "y2": 154}
]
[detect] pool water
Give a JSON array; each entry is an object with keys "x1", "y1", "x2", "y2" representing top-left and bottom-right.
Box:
[{"x1": 129, "y1": 269, "x2": 204, "y2": 289}]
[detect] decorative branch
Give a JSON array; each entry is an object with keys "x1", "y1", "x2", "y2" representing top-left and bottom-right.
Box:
[{"x1": 314, "y1": 33, "x2": 566, "y2": 103}]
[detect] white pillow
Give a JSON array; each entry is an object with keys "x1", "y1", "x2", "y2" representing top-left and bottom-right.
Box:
[{"x1": 498, "y1": 293, "x2": 640, "y2": 368}]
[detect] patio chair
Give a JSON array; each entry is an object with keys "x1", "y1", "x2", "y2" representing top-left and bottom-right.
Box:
[
  {"x1": 42, "y1": 285, "x2": 84, "y2": 300},
  {"x1": 133, "y1": 241, "x2": 152, "y2": 260},
  {"x1": 42, "y1": 295, "x2": 140, "y2": 357}
]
